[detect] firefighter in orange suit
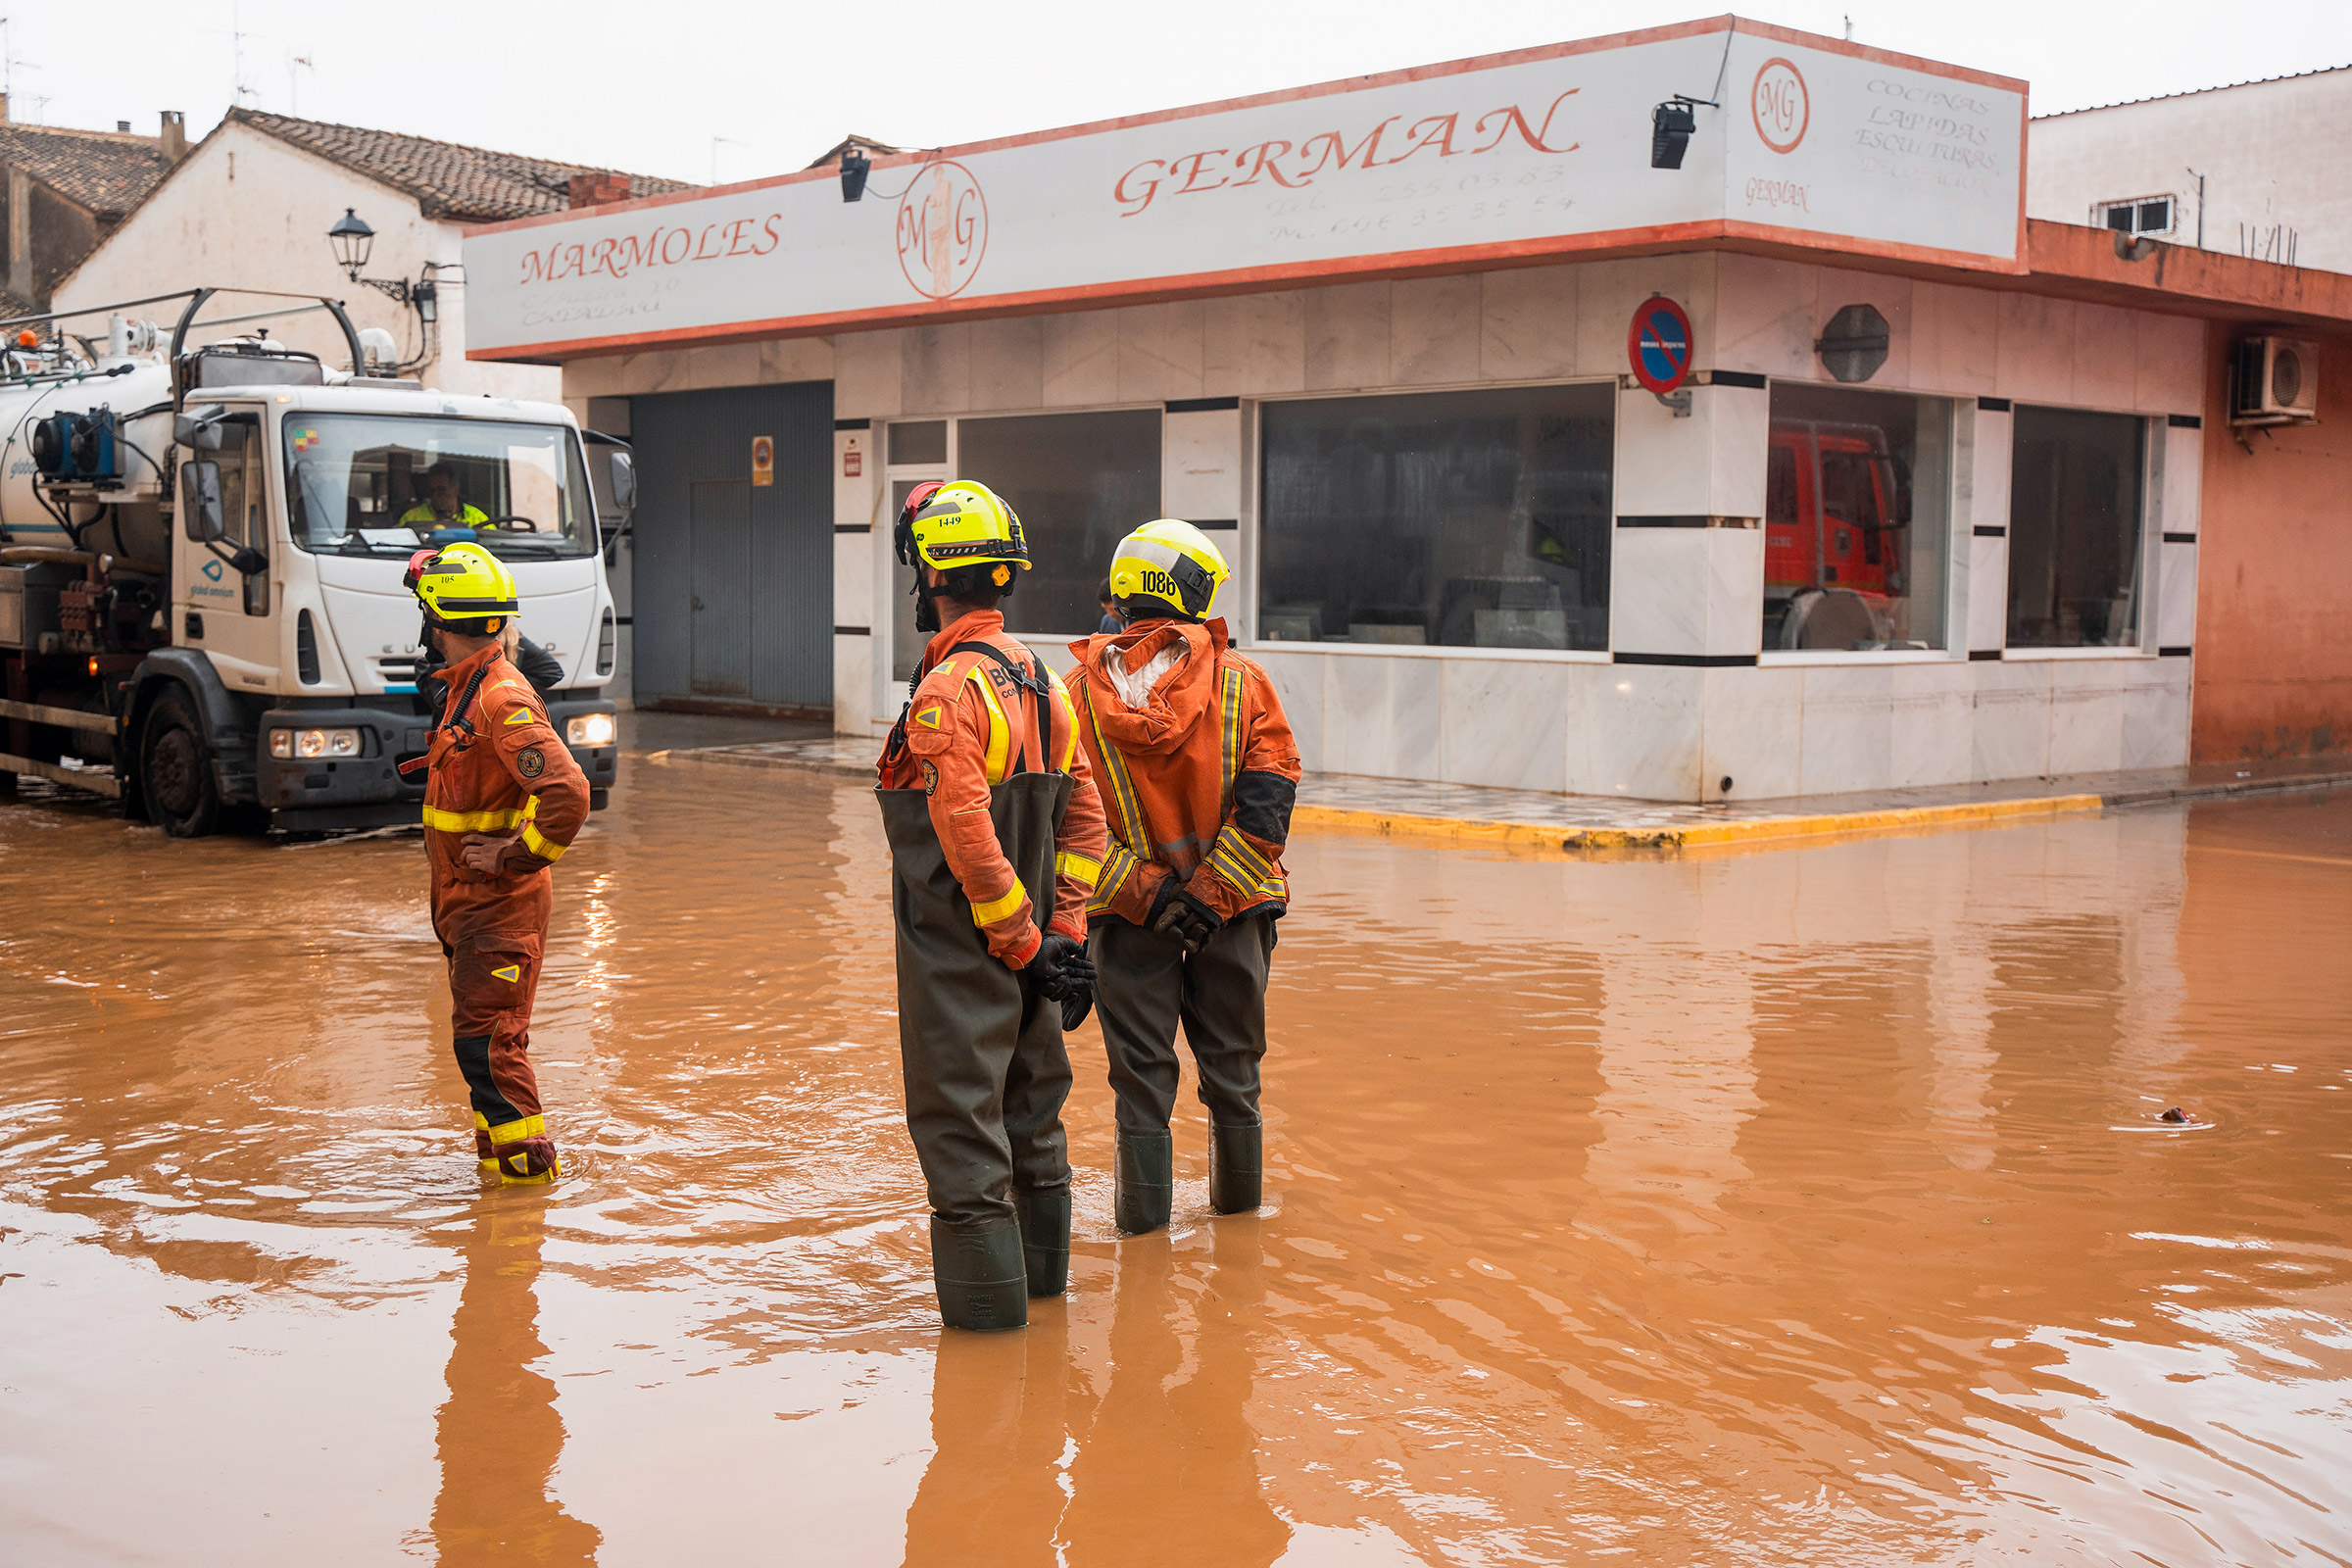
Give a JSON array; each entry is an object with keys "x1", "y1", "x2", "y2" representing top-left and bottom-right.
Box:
[
  {"x1": 876, "y1": 480, "x2": 1108, "y2": 1331},
  {"x1": 403, "y1": 542, "x2": 591, "y2": 1186},
  {"x1": 1065, "y1": 520, "x2": 1299, "y2": 1234}
]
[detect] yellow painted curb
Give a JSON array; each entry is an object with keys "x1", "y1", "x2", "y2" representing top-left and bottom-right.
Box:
[{"x1": 1293, "y1": 792, "x2": 2106, "y2": 854}]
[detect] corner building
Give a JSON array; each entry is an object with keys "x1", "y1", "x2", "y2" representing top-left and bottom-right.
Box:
[{"x1": 465, "y1": 18, "x2": 2352, "y2": 799}]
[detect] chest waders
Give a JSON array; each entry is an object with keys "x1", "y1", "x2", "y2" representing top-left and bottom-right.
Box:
[{"x1": 878, "y1": 643, "x2": 1076, "y2": 1332}]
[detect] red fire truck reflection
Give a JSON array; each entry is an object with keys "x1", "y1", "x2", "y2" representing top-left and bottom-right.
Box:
[{"x1": 1765, "y1": 420, "x2": 1916, "y2": 650}]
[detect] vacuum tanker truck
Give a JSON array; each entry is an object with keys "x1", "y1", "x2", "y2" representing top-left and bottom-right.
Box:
[{"x1": 0, "y1": 287, "x2": 628, "y2": 836}]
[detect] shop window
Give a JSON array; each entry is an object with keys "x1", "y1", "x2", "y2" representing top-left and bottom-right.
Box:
[
  {"x1": 2007, "y1": 407, "x2": 2145, "y2": 649},
  {"x1": 1763, "y1": 384, "x2": 1951, "y2": 651},
  {"x1": 958, "y1": 409, "x2": 1161, "y2": 636},
  {"x1": 2097, "y1": 196, "x2": 2174, "y2": 236},
  {"x1": 1258, "y1": 384, "x2": 1613, "y2": 651}
]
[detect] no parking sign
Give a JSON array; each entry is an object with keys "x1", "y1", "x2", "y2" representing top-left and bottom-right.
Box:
[{"x1": 1627, "y1": 297, "x2": 1693, "y2": 394}]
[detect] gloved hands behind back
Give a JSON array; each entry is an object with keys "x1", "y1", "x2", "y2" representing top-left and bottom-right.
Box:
[
  {"x1": 1147, "y1": 877, "x2": 1223, "y2": 954},
  {"x1": 1023, "y1": 933, "x2": 1095, "y2": 1001}
]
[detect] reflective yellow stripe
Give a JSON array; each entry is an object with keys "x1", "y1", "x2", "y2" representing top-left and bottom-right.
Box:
[
  {"x1": 422, "y1": 805, "x2": 526, "y2": 832},
  {"x1": 1207, "y1": 824, "x2": 1284, "y2": 903},
  {"x1": 520, "y1": 820, "x2": 565, "y2": 861},
  {"x1": 970, "y1": 876, "x2": 1028, "y2": 926},
  {"x1": 1081, "y1": 676, "x2": 1148, "y2": 851},
  {"x1": 1086, "y1": 842, "x2": 1140, "y2": 916},
  {"x1": 966, "y1": 663, "x2": 1010, "y2": 784},
  {"x1": 1049, "y1": 672, "x2": 1078, "y2": 775},
  {"x1": 1219, "y1": 665, "x2": 1244, "y2": 818},
  {"x1": 484, "y1": 1112, "x2": 546, "y2": 1146},
  {"x1": 1054, "y1": 850, "x2": 1102, "y2": 889}
]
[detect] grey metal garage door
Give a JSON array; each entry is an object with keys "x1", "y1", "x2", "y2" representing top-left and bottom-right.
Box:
[{"x1": 629, "y1": 381, "x2": 832, "y2": 712}]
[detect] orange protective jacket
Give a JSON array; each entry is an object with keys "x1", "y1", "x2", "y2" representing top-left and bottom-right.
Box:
[
  {"x1": 420, "y1": 641, "x2": 591, "y2": 924},
  {"x1": 1064, "y1": 616, "x2": 1299, "y2": 927},
  {"x1": 877, "y1": 609, "x2": 1109, "y2": 969}
]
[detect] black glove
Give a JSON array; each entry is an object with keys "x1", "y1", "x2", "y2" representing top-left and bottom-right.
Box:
[
  {"x1": 1023, "y1": 933, "x2": 1091, "y2": 1001},
  {"x1": 1147, "y1": 877, "x2": 1223, "y2": 954}
]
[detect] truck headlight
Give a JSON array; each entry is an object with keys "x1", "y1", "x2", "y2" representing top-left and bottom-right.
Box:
[
  {"x1": 271, "y1": 727, "x2": 361, "y2": 760},
  {"x1": 566, "y1": 712, "x2": 615, "y2": 747}
]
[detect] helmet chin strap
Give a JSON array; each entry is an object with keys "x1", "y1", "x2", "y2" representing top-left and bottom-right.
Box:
[{"x1": 911, "y1": 569, "x2": 942, "y2": 634}]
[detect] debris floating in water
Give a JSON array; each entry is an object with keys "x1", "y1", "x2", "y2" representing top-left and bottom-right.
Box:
[{"x1": 2158, "y1": 1107, "x2": 2191, "y2": 1124}]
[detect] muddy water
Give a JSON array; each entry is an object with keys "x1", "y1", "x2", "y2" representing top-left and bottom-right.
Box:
[{"x1": 2, "y1": 760, "x2": 2347, "y2": 1566}]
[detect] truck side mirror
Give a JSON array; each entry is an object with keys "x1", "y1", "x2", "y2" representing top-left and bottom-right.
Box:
[
  {"x1": 180, "y1": 462, "x2": 225, "y2": 542},
  {"x1": 608, "y1": 450, "x2": 637, "y2": 511}
]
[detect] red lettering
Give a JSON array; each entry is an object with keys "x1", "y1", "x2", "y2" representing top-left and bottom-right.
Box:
[
  {"x1": 723, "y1": 218, "x2": 757, "y2": 256},
  {"x1": 1293, "y1": 116, "x2": 1402, "y2": 179},
  {"x1": 1469, "y1": 89, "x2": 1580, "y2": 154},
  {"x1": 1393, "y1": 114, "x2": 1460, "y2": 162},
  {"x1": 1114, "y1": 160, "x2": 1166, "y2": 216},
  {"x1": 1168, "y1": 149, "x2": 1231, "y2": 195},
  {"x1": 660, "y1": 228, "x2": 691, "y2": 265},
  {"x1": 754, "y1": 214, "x2": 783, "y2": 256},
  {"x1": 692, "y1": 224, "x2": 724, "y2": 261},
  {"x1": 557, "y1": 243, "x2": 585, "y2": 280},
  {"x1": 1228, "y1": 140, "x2": 1303, "y2": 189}
]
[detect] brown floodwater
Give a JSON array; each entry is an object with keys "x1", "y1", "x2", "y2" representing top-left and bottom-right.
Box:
[{"x1": 2, "y1": 750, "x2": 2348, "y2": 1566}]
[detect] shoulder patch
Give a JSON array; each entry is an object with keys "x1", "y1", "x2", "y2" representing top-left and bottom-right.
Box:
[
  {"x1": 914, "y1": 704, "x2": 944, "y2": 730},
  {"x1": 517, "y1": 747, "x2": 545, "y2": 778},
  {"x1": 504, "y1": 707, "x2": 535, "y2": 725}
]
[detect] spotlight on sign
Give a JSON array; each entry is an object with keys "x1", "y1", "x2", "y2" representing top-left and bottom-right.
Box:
[
  {"x1": 1650, "y1": 100, "x2": 1697, "y2": 169},
  {"x1": 841, "y1": 148, "x2": 871, "y2": 203}
]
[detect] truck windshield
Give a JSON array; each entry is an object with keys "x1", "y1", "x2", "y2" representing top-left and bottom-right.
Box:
[{"x1": 282, "y1": 414, "x2": 597, "y2": 560}]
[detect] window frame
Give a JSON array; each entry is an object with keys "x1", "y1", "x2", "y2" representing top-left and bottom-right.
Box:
[
  {"x1": 1242, "y1": 375, "x2": 1622, "y2": 664},
  {"x1": 1995, "y1": 402, "x2": 2163, "y2": 662},
  {"x1": 2094, "y1": 195, "x2": 2177, "y2": 237}
]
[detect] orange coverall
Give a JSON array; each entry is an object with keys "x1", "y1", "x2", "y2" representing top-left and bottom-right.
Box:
[
  {"x1": 420, "y1": 641, "x2": 590, "y2": 1183},
  {"x1": 1065, "y1": 617, "x2": 1299, "y2": 927},
  {"x1": 878, "y1": 609, "x2": 1107, "y2": 965}
]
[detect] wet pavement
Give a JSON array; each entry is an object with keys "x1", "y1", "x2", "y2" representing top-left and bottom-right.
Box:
[{"x1": 2, "y1": 750, "x2": 2348, "y2": 1565}]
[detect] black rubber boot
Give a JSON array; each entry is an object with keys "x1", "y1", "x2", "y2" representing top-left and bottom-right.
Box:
[
  {"x1": 1208, "y1": 1123, "x2": 1262, "y2": 1215},
  {"x1": 1113, "y1": 1130, "x2": 1173, "y2": 1235},
  {"x1": 1013, "y1": 1187, "x2": 1071, "y2": 1298},
  {"x1": 929, "y1": 1215, "x2": 1029, "y2": 1331}
]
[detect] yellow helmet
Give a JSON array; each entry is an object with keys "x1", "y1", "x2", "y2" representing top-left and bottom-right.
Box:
[
  {"x1": 408, "y1": 541, "x2": 519, "y2": 632},
  {"x1": 1109, "y1": 518, "x2": 1229, "y2": 620},
  {"x1": 895, "y1": 479, "x2": 1030, "y2": 587}
]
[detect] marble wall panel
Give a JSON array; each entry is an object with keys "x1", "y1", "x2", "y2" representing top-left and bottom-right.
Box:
[
  {"x1": 1322, "y1": 655, "x2": 1401, "y2": 778},
  {"x1": 686, "y1": 342, "x2": 764, "y2": 391},
  {"x1": 1479, "y1": 265, "x2": 1578, "y2": 381},
  {"x1": 1390, "y1": 274, "x2": 1482, "y2": 385},
  {"x1": 1707, "y1": 385, "x2": 1771, "y2": 520},
  {"x1": 1886, "y1": 661, "x2": 1976, "y2": 787},
  {"x1": 833, "y1": 328, "x2": 903, "y2": 417},
  {"x1": 1700, "y1": 664, "x2": 1803, "y2": 800},
  {"x1": 2134, "y1": 312, "x2": 2204, "y2": 416},
  {"x1": 1712, "y1": 253, "x2": 1816, "y2": 378},
  {"x1": 616, "y1": 348, "x2": 692, "y2": 395},
  {"x1": 832, "y1": 631, "x2": 872, "y2": 737},
  {"x1": 2046, "y1": 659, "x2": 2137, "y2": 775},
  {"x1": 1994, "y1": 294, "x2": 2077, "y2": 409},
  {"x1": 968, "y1": 317, "x2": 1044, "y2": 411},
  {"x1": 1970, "y1": 660, "x2": 2051, "y2": 781},
  {"x1": 2120, "y1": 669, "x2": 2191, "y2": 769},
  {"x1": 1165, "y1": 409, "x2": 1243, "y2": 520},
  {"x1": 1966, "y1": 405, "x2": 2013, "y2": 652},
  {"x1": 1813, "y1": 268, "x2": 1914, "y2": 392},
  {"x1": 1578, "y1": 662, "x2": 1703, "y2": 799},
  {"x1": 1116, "y1": 301, "x2": 1206, "y2": 402},
  {"x1": 1577, "y1": 253, "x2": 1716, "y2": 378},
  {"x1": 2159, "y1": 540, "x2": 2198, "y2": 648},
  {"x1": 901, "y1": 323, "x2": 972, "y2": 414},
  {"x1": 1203, "y1": 291, "x2": 1306, "y2": 395},
  {"x1": 1609, "y1": 526, "x2": 1709, "y2": 657},
  {"x1": 2162, "y1": 422, "x2": 2202, "y2": 535},
  {"x1": 1440, "y1": 659, "x2": 1570, "y2": 793},
  {"x1": 1704, "y1": 526, "x2": 1766, "y2": 658},
  {"x1": 1910, "y1": 282, "x2": 1999, "y2": 396},
  {"x1": 758, "y1": 337, "x2": 835, "y2": 385},
  {"x1": 1797, "y1": 663, "x2": 1894, "y2": 795},
  {"x1": 1042, "y1": 312, "x2": 1120, "y2": 407},
  {"x1": 2072, "y1": 304, "x2": 2138, "y2": 412},
  {"x1": 1304, "y1": 280, "x2": 1393, "y2": 390}
]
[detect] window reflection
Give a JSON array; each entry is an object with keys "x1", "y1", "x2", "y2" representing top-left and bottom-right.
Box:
[
  {"x1": 1764, "y1": 384, "x2": 1952, "y2": 651},
  {"x1": 2007, "y1": 407, "x2": 2146, "y2": 649},
  {"x1": 1259, "y1": 384, "x2": 1614, "y2": 651}
]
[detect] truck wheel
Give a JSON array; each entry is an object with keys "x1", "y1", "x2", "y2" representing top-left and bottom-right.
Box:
[{"x1": 141, "y1": 690, "x2": 220, "y2": 838}]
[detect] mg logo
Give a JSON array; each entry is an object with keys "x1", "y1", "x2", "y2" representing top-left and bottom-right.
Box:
[
  {"x1": 1751, "y1": 58, "x2": 1809, "y2": 155},
  {"x1": 896, "y1": 160, "x2": 989, "y2": 301}
]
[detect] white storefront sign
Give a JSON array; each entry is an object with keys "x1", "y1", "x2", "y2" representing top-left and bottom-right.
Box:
[{"x1": 466, "y1": 19, "x2": 2025, "y2": 361}]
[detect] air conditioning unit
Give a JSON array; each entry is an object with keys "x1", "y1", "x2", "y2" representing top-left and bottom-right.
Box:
[{"x1": 2231, "y1": 335, "x2": 2320, "y2": 426}]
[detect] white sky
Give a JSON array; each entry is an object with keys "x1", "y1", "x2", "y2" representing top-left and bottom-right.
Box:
[{"x1": 15, "y1": 2, "x2": 2351, "y2": 188}]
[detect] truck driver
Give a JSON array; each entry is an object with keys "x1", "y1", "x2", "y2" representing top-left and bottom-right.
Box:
[{"x1": 403, "y1": 462, "x2": 491, "y2": 528}]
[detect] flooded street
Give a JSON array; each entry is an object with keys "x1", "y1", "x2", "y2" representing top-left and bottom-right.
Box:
[{"x1": 2, "y1": 751, "x2": 2348, "y2": 1566}]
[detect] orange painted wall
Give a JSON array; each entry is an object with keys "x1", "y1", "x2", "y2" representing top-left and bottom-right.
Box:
[{"x1": 2193, "y1": 322, "x2": 2352, "y2": 760}]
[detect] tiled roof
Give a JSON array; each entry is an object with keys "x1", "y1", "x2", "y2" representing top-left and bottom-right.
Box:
[
  {"x1": 2034, "y1": 62, "x2": 2351, "y2": 120},
  {"x1": 806, "y1": 133, "x2": 905, "y2": 171},
  {"x1": 226, "y1": 109, "x2": 692, "y2": 221},
  {"x1": 0, "y1": 122, "x2": 172, "y2": 220}
]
